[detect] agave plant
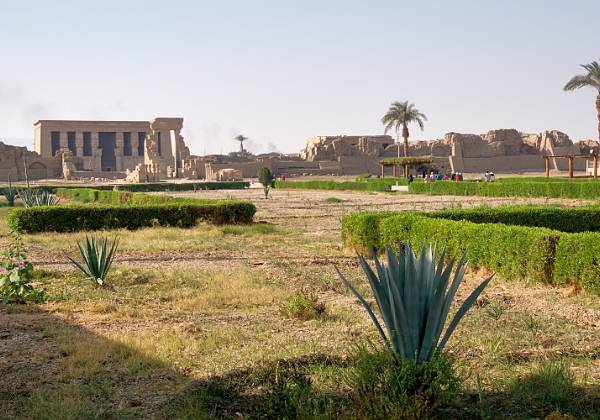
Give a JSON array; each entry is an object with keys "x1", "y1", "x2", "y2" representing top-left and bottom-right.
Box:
[
  {"x1": 68, "y1": 236, "x2": 119, "y2": 286},
  {"x1": 336, "y1": 242, "x2": 493, "y2": 364},
  {"x1": 2, "y1": 188, "x2": 17, "y2": 206},
  {"x1": 18, "y1": 189, "x2": 60, "y2": 207}
]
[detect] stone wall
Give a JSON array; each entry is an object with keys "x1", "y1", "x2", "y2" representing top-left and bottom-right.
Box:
[{"x1": 0, "y1": 141, "x2": 57, "y2": 182}]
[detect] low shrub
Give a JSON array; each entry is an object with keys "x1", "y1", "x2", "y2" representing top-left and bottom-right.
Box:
[
  {"x1": 409, "y1": 180, "x2": 600, "y2": 199},
  {"x1": 281, "y1": 292, "x2": 325, "y2": 321},
  {"x1": 553, "y1": 232, "x2": 600, "y2": 294},
  {"x1": 8, "y1": 201, "x2": 256, "y2": 233},
  {"x1": 428, "y1": 205, "x2": 600, "y2": 233},
  {"x1": 347, "y1": 347, "x2": 459, "y2": 419},
  {"x1": 275, "y1": 178, "x2": 408, "y2": 192},
  {"x1": 0, "y1": 231, "x2": 46, "y2": 304},
  {"x1": 114, "y1": 181, "x2": 249, "y2": 192}
]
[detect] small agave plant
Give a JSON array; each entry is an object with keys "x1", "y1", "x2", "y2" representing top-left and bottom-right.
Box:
[
  {"x1": 2, "y1": 188, "x2": 17, "y2": 206},
  {"x1": 68, "y1": 236, "x2": 119, "y2": 286},
  {"x1": 336, "y1": 242, "x2": 493, "y2": 364}
]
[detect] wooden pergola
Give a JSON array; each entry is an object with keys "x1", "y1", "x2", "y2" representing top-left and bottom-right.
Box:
[
  {"x1": 543, "y1": 154, "x2": 598, "y2": 178},
  {"x1": 380, "y1": 156, "x2": 433, "y2": 178}
]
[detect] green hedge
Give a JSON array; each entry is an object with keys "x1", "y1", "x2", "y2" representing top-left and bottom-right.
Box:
[
  {"x1": 9, "y1": 188, "x2": 256, "y2": 233},
  {"x1": 408, "y1": 180, "x2": 600, "y2": 199},
  {"x1": 341, "y1": 206, "x2": 600, "y2": 294},
  {"x1": 554, "y1": 232, "x2": 600, "y2": 294},
  {"x1": 113, "y1": 181, "x2": 249, "y2": 192},
  {"x1": 275, "y1": 179, "x2": 408, "y2": 192},
  {"x1": 55, "y1": 188, "x2": 224, "y2": 206},
  {"x1": 428, "y1": 206, "x2": 600, "y2": 233},
  {"x1": 8, "y1": 202, "x2": 255, "y2": 233}
]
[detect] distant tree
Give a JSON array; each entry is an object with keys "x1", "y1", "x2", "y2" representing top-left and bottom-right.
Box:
[
  {"x1": 234, "y1": 134, "x2": 248, "y2": 153},
  {"x1": 257, "y1": 167, "x2": 273, "y2": 199},
  {"x1": 564, "y1": 60, "x2": 600, "y2": 143},
  {"x1": 381, "y1": 101, "x2": 427, "y2": 158}
]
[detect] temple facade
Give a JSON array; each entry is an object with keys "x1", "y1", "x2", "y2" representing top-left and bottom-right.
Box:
[{"x1": 33, "y1": 117, "x2": 189, "y2": 177}]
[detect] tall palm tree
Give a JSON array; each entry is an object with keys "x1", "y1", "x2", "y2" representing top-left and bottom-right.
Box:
[
  {"x1": 381, "y1": 101, "x2": 427, "y2": 158},
  {"x1": 234, "y1": 134, "x2": 248, "y2": 153},
  {"x1": 564, "y1": 60, "x2": 600, "y2": 142}
]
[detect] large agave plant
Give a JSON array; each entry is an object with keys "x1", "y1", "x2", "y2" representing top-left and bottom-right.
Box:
[
  {"x1": 68, "y1": 236, "x2": 119, "y2": 286},
  {"x1": 336, "y1": 242, "x2": 493, "y2": 364},
  {"x1": 18, "y1": 189, "x2": 59, "y2": 207}
]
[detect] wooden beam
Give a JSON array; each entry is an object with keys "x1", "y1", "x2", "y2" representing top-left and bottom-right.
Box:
[
  {"x1": 380, "y1": 163, "x2": 385, "y2": 178},
  {"x1": 568, "y1": 156, "x2": 574, "y2": 178},
  {"x1": 392, "y1": 164, "x2": 397, "y2": 178},
  {"x1": 545, "y1": 157, "x2": 549, "y2": 177},
  {"x1": 595, "y1": 156, "x2": 598, "y2": 178}
]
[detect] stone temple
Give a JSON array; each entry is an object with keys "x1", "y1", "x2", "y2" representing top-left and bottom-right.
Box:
[{"x1": 0, "y1": 120, "x2": 597, "y2": 182}]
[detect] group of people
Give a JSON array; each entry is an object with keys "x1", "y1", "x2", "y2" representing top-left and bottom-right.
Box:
[
  {"x1": 423, "y1": 172, "x2": 464, "y2": 182},
  {"x1": 483, "y1": 170, "x2": 496, "y2": 182}
]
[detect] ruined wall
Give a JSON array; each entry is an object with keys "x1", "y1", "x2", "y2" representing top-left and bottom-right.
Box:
[{"x1": 0, "y1": 141, "x2": 57, "y2": 182}]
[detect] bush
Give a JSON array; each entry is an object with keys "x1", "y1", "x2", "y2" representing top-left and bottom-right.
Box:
[
  {"x1": 114, "y1": 181, "x2": 249, "y2": 192},
  {"x1": 409, "y1": 180, "x2": 600, "y2": 199},
  {"x1": 8, "y1": 202, "x2": 256, "y2": 233},
  {"x1": 348, "y1": 348, "x2": 459, "y2": 419},
  {"x1": 553, "y1": 232, "x2": 600, "y2": 294},
  {"x1": 428, "y1": 205, "x2": 600, "y2": 233},
  {"x1": 0, "y1": 231, "x2": 47, "y2": 304},
  {"x1": 281, "y1": 292, "x2": 325, "y2": 321},
  {"x1": 275, "y1": 178, "x2": 408, "y2": 192}
]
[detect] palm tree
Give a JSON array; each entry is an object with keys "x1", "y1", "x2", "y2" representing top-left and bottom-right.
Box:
[
  {"x1": 564, "y1": 60, "x2": 600, "y2": 142},
  {"x1": 234, "y1": 134, "x2": 248, "y2": 153},
  {"x1": 381, "y1": 101, "x2": 427, "y2": 158}
]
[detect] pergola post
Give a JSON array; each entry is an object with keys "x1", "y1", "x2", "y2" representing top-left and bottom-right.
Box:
[
  {"x1": 403, "y1": 164, "x2": 408, "y2": 178},
  {"x1": 594, "y1": 155, "x2": 598, "y2": 178},
  {"x1": 568, "y1": 156, "x2": 574, "y2": 178},
  {"x1": 392, "y1": 164, "x2": 397, "y2": 178},
  {"x1": 380, "y1": 163, "x2": 385, "y2": 178},
  {"x1": 545, "y1": 157, "x2": 550, "y2": 177}
]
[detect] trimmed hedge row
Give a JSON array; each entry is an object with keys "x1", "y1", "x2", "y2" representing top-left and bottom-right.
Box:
[
  {"x1": 275, "y1": 179, "x2": 408, "y2": 192},
  {"x1": 0, "y1": 181, "x2": 249, "y2": 195},
  {"x1": 408, "y1": 180, "x2": 600, "y2": 199},
  {"x1": 113, "y1": 181, "x2": 249, "y2": 192},
  {"x1": 8, "y1": 188, "x2": 256, "y2": 233},
  {"x1": 341, "y1": 206, "x2": 600, "y2": 294},
  {"x1": 55, "y1": 188, "x2": 221, "y2": 206},
  {"x1": 428, "y1": 206, "x2": 600, "y2": 233}
]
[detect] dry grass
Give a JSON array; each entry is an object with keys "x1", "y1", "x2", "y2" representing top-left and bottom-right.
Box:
[{"x1": 0, "y1": 189, "x2": 599, "y2": 417}]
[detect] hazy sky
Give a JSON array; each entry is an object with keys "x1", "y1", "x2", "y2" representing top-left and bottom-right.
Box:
[{"x1": 1, "y1": 0, "x2": 599, "y2": 155}]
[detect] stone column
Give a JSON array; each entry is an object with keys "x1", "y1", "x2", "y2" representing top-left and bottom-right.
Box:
[
  {"x1": 75, "y1": 132, "x2": 84, "y2": 157},
  {"x1": 59, "y1": 131, "x2": 67, "y2": 149},
  {"x1": 91, "y1": 132, "x2": 101, "y2": 171},
  {"x1": 115, "y1": 132, "x2": 124, "y2": 171}
]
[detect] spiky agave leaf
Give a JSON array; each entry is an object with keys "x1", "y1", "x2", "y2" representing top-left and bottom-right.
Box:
[
  {"x1": 337, "y1": 241, "x2": 493, "y2": 364},
  {"x1": 68, "y1": 236, "x2": 119, "y2": 286}
]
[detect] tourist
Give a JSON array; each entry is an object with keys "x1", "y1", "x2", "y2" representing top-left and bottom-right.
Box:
[{"x1": 490, "y1": 172, "x2": 495, "y2": 182}]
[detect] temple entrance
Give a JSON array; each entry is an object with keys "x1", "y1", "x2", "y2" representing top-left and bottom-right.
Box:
[{"x1": 99, "y1": 132, "x2": 117, "y2": 171}]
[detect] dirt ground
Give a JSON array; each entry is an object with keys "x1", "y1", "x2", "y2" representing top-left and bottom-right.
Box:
[{"x1": 0, "y1": 189, "x2": 599, "y2": 418}]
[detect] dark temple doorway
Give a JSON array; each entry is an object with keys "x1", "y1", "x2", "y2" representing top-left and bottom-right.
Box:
[{"x1": 99, "y1": 132, "x2": 117, "y2": 171}]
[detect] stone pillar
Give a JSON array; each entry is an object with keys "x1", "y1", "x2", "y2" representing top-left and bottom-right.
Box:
[
  {"x1": 115, "y1": 132, "x2": 124, "y2": 171},
  {"x1": 75, "y1": 132, "x2": 84, "y2": 157},
  {"x1": 91, "y1": 132, "x2": 101, "y2": 171},
  {"x1": 59, "y1": 131, "x2": 67, "y2": 149}
]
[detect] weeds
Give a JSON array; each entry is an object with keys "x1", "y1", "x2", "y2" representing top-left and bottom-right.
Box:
[{"x1": 281, "y1": 292, "x2": 325, "y2": 321}]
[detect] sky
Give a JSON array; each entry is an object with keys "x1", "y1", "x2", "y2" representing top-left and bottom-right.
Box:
[{"x1": 1, "y1": 0, "x2": 599, "y2": 155}]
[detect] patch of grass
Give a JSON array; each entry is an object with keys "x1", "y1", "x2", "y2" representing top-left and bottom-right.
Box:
[
  {"x1": 508, "y1": 362, "x2": 575, "y2": 412},
  {"x1": 281, "y1": 292, "x2": 326, "y2": 321},
  {"x1": 220, "y1": 223, "x2": 278, "y2": 235},
  {"x1": 324, "y1": 197, "x2": 345, "y2": 204}
]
